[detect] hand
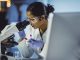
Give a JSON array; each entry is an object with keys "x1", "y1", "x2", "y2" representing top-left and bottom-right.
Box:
[{"x1": 28, "y1": 39, "x2": 44, "y2": 49}]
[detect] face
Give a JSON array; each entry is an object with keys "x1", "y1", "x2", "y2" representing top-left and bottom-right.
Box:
[{"x1": 27, "y1": 11, "x2": 44, "y2": 29}]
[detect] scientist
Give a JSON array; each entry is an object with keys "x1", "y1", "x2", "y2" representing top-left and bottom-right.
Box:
[{"x1": 8, "y1": 2, "x2": 54, "y2": 58}]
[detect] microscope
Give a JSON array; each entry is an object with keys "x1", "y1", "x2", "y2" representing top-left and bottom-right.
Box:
[{"x1": 0, "y1": 20, "x2": 30, "y2": 55}]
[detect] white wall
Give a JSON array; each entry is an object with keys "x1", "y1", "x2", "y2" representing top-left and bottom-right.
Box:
[{"x1": 47, "y1": 0, "x2": 80, "y2": 12}]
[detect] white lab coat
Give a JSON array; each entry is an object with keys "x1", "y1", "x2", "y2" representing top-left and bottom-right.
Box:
[
  {"x1": 17, "y1": 24, "x2": 47, "y2": 58},
  {"x1": 16, "y1": 13, "x2": 54, "y2": 58}
]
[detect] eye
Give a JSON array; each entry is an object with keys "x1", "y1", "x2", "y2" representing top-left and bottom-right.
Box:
[
  {"x1": 27, "y1": 17, "x2": 34, "y2": 21},
  {"x1": 30, "y1": 18, "x2": 36, "y2": 21}
]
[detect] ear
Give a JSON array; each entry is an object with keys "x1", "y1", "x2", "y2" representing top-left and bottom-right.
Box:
[
  {"x1": 40, "y1": 15, "x2": 45, "y2": 20},
  {"x1": 39, "y1": 15, "x2": 46, "y2": 25}
]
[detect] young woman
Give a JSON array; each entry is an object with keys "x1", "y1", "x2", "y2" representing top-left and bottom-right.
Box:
[{"x1": 8, "y1": 2, "x2": 54, "y2": 58}]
